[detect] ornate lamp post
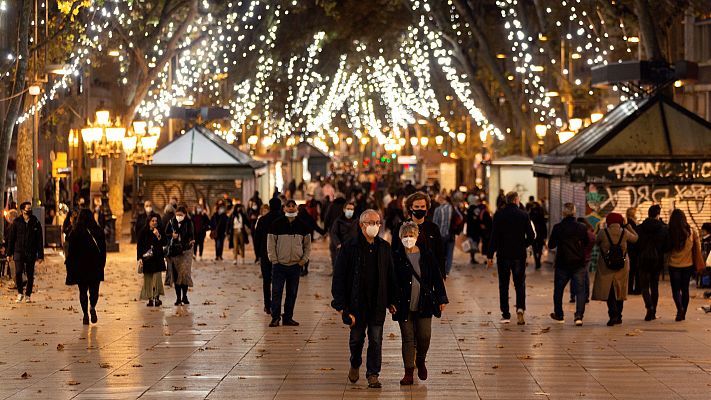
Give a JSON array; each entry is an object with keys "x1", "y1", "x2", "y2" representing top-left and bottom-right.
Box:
[
  {"x1": 535, "y1": 124, "x2": 547, "y2": 155},
  {"x1": 81, "y1": 110, "x2": 126, "y2": 252},
  {"x1": 123, "y1": 121, "x2": 160, "y2": 243}
]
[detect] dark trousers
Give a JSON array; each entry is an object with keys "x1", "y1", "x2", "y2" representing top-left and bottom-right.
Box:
[
  {"x1": 398, "y1": 312, "x2": 432, "y2": 368},
  {"x1": 78, "y1": 281, "x2": 100, "y2": 315},
  {"x1": 628, "y1": 256, "x2": 640, "y2": 294},
  {"x1": 669, "y1": 266, "x2": 694, "y2": 312},
  {"x1": 260, "y1": 258, "x2": 272, "y2": 310},
  {"x1": 271, "y1": 263, "x2": 300, "y2": 321},
  {"x1": 193, "y1": 237, "x2": 205, "y2": 257},
  {"x1": 639, "y1": 267, "x2": 661, "y2": 311},
  {"x1": 497, "y1": 258, "x2": 526, "y2": 317},
  {"x1": 443, "y1": 235, "x2": 455, "y2": 276},
  {"x1": 553, "y1": 267, "x2": 586, "y2": 319},
  {"x1": 15, "y1": 259, "x2": 35, "y2": 296},
  {"x1": 350, "y1": 319, "x2": 384, "y2": 377},
  {"x1": 607, "y1": 285, "x2": 624, "y2": 321},
  {"x1": 570, "y1": 268, "x2": 590, "y2": 301},
  {"x1": 532, "y1": 241, "x2": 544, "y2": 269},
  {"x1": 215, "y1": 236, "x2": 225, "y2": 258}
]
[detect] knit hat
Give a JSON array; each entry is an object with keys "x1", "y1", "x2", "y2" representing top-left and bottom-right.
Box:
[{"x1": 605, "y1": 212, "x2": 624, "y2": 226}]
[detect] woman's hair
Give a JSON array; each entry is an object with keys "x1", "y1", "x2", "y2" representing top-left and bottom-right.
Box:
[
  {"x1": 669, "y1": 209, "x2": 690, "y2": 252},
  {"x1": 399, "y1": 221, "x2": 419, "y2": 238},
  {"x1": 626, "y1": 207, "x2": 637, "y2": 222},
  {"x1": 176, "y1": 206, "x2": 188, "y2": 214},
  {"x1": 145, "y1": 215, "x2": 159, "y2": 228},
  {"x1": 74, "y1": 208, "x2": 98, "y2": 231}
]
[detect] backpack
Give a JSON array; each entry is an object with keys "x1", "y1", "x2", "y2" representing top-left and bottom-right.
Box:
[
  {"x1": 450, "y1": 207, "x2": 465, "y2": 235},
  {"x1": 602, "y1": 228, "x2": 626, "y2": 271}
]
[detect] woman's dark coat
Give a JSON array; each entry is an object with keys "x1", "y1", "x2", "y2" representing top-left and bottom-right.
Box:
[
  {"x1": 391, "y1": 246, "x2": 448, "y2": 321},
  {"x1": 137, "y1": 227, "x2": 167, "y2": 274},
  {"x1": 65, "y1": 225, "x2": 106, "y2": 285}
]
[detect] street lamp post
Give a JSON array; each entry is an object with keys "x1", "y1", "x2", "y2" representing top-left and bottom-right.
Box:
[
  {"x1": 81, "y1": 110, "x2": 125, "y2": 252},
  {"x1": 535, "y1": 124, "x2": 547, "y2": 155},
  {"x1": 123, "y1": 121, "x2": 160, "y2": 243}
]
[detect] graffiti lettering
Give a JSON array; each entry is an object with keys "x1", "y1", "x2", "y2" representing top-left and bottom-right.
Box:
[{"x1": 607, "y1": 161, "x2": 711, "y2": 180}]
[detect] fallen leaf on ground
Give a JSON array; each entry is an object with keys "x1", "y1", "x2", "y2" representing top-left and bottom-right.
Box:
[
  {"x1": 21, "y1": 372, "x2": 30, "y2": 379},
  {"x1": 67, "y1": 380, "x2": 80, "y2": 385},
  {"x1": 57, "y1": 343, "x2": 64, "y2": 351},
  {"x1": 441, "y1": 370, "x2": 453, "y2": 374}
]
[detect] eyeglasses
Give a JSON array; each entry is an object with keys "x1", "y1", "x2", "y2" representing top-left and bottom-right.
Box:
[{"x1": 362, "y1": 221, "x2": 381, "y2": 226}]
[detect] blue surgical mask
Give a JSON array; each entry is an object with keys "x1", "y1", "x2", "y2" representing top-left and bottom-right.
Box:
[{"x1": 344, "y1": 210, "x2": 354, "y2": 219}]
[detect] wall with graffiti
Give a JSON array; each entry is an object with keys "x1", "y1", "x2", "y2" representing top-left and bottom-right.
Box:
[{"x1": 585, "y1": 183, "x2": 711, "y2": 229}]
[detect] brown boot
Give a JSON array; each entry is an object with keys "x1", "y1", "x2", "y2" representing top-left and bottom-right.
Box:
[
  {"x1": 416, "y1": 359, "x2": 428, "y2": 380},
  {"x1": 400, "y1": 368, "x2": 415, "y2": 385}
]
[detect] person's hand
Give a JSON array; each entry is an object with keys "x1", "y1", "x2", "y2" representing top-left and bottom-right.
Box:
[
  {"x1": 487, "y1": 258, "x2": 494, "y2": 268},
  {"x1": 138, "y1": 259, "x2": 143, "y2": 267},
  {"x1": 298, "y1": 259, "x2": 306, "y2": 266},
  {"x1": 439, "y1": 304, "x2": 447, "y2": 313},
  {"x1": 388, "y1": 305, "x2": 397, "y2": 314},
  {"x1": 336, "y1": 244, "x2": 341, "y2": 249}
]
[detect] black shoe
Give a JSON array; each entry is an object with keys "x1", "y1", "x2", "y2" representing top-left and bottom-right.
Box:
[
  {"x1": 606, "y1": 319, "x2": 616, "y2": 326},
  {"x1": 549, "y1": 313, "x2": 564, "y2": 323},
  {"x1": 675, "y1": 309, "x2": 686, "y2": 321},
  {"x1": 269, "y1": 318, "x2": 280, "y2": 327},
  {"x1": 569, "y1": 298, "x2": 575, "y2": 303},
  {"x1": 283, "y1": 319, "x2": 300, "y2": 326},
  {"x1": 703, "y1": 291, "x2": 711, "y2": 299},
  {"x1": 147, "y1": 300, "x2": 154, "y2": 307},
  {"x1": 154, "y1": 299, "x2": 162, "y2": 307},
  {"x1": 175, "y1": 300, "x2": 183, "y2": 306},
  {"x1": 182, "y1": 296, "x2": 190, "y2": 305},
  {"x1": 644, "y1": 310, "x2": 656, "y2": 321},
  {"x1": 90, "y1": 309, "x2": 98, "y2": 324},
  {"x1": 83, "y1": 315, "x2": 90, "y2": 325},
  {"x1": 606, "y1": 318, "x2": 621, "y2": 326}
]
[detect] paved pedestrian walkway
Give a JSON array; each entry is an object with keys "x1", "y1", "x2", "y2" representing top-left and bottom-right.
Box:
[{"x1": 0, "y1": 239, "x2": 709, "y2": 399}]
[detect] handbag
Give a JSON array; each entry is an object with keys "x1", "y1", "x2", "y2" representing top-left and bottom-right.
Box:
[
  {"x1": 137, "y1": 260, "x2": 143, "y2": 274},
  {"x1": 142, "y1": 247, "x2": 154, "y2": 261}
]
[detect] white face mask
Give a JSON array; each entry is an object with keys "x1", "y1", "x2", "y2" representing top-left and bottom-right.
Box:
[
  {"x1": 285, "y1": 211, "x2": 298, "y2": 218},
  {"x1": 365, "y1": 225, "x2": 380, "y2": 238},
  {"x1": 344, "y1": 210, "x2": 354, "y2": 219},
  {"x1": 145, "y1": 207, "x2": 152, "y2": 213},
  {"x1": 176, "y1": 215, "x2": 185, "y2": 223},
  {"x1": 402, "y1": 237, "x2": 417, "y2": 249}
]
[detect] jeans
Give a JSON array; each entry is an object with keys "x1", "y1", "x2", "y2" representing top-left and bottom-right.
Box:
[
  {"x1": 398, "y1": 312, "x2": 432, "y2": 368},
  {"x1": 497, "y1": 259, "x2": 526, "y2": 318},
  {"x1": 215, "y1": 236, "x2": 225, "y2": 258},
  {"x1": 193, "y1": 237, "x2": 205, "y2": 257},
  {"x1": 532, "y1": 241, "x2": 544, "y2": 269},
  {"x1": 443, "y1": 235, "x2": 455, "y2": 276},
  {"x1": 553, "y1": 267, "x2": 586, "y2": 319},
  {"x1": 260, "y1": 258, "x2": 272, "y2": 310},
  {"x1": 669, "y1": 266, "x2": 694, "y2": 312},
  {"x1": 349, "y1": 319, "x2": 384, "y2": 377},
  {"x1": 638, "y1": 267, "x2": 661, "y2": 311},
  {"x1": 15, "y1": 259, "x2": 36, "y2": 296},
  {"x1": 607, "y1": 285, "x2": 624, "y2": 321},
  {"x1": 271, "y1": 263, "x2": 300, "y2": 321},
  {"x1": 570, "y1": 268, "x2": 590, "y2": 301},
  {"x1": 78, "y1": 281, "x2": 100, "y2": 315}
]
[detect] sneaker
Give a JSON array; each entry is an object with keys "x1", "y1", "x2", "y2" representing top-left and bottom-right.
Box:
[
  {"x1": 367, "y1": 374, "x2": 382, "y2": 388},
  {"x1": 14, "y1": 294, "x2": 23, "y2": 303},
  {"x1": 348, "y1": 366, "x2": 359, "y2": 383},
  {"x1": 549, "y1": 313, "x2": 564, "y2": 323},
  {"x1": 574, "y1": 319, "x2": 583, "y2": 327},
  {"x1": 24, "y1": 296, "x2": 32, "y2": 303},
  {"x1": 269, "y1": 318, "x2": 280, "y2": 327},
  {"x1": 516, "y1": 309, "x2": 525, "y2": 325},
  {"x1": 500, "y1": 313, "x2": 511, "y2": 324},
  {"x1": 283, "y1": 319, "x2": 300, "y2": 326}
]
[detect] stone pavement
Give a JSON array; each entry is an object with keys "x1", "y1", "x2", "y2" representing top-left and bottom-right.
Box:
[{"x1": 0, "y1": 238, "x2": 709, "y2": 400}]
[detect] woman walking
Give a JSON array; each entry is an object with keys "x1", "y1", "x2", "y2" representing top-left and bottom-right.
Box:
[
  {"x1": 392, "y1": 221, "x2": 448, "y2": 385},
  {"x1": 65, "y1": 209, "x2": 106, "y2": 325},
  {"x1": 591, "y1": 213, "x2": 637, "y2": 326},
  {"x1": 166, "y1": 206, "x2": 195, "y2": 306},
  {"x1": 138, "y1": 216, "x2": 166, "y2": 307},
  {"x1": 192, "y1": 205, "x2": 210, "y2": 261},
  {"x1": 667, "y1": 209, "x2": 702, "y2": 321},
  {"x1": 228, "y1": 204, "x2": 249, "y2": 265}
]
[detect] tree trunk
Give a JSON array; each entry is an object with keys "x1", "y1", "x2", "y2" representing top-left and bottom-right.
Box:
[
  {"x1": 0, "y1": 0, "x2": 32, "y2": 242},
  {"x1": 16, "y1": 110, "x2": 33, "y2": 204},
  {"x1": 634, "y1": 0, "x2": 665, "y2": 61}
]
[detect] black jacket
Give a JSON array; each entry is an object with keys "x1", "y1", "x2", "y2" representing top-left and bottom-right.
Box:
[
  {"x1": 330, "y1": 214, "x2": 358, "y2": 249},
  {"x1": 165, "y1": 217, "x2": 195, "y2": 251},
  {"x1": 254, "y1": 210, "x2": 282, "y2": 258},
  {"x1": 331, "y1": 232, "x2": 398, "y2": 324},
  {"x1": 323, "y1": 197, "x2": 346, "y2": 232},
  {"x1": 487, "y1": 204, "x2": 535, "y2": 260},
  {"x1": 135, "y1": 211, "x2": 162, "y2": 238},
  {"x1": 548, "y1": 216, "x2": 589, "y2": 269},
  {"x1": 298, "y1": 209, "x2": 326, "y2": 236},
  {"x1": 65, "y1": 225, "x2": 106, "y2": 285},
  {"x1": 8, "y1": 215, "x2": 44, "y2": 261},
  {"x1": 210, "y1": 213, "x2": 229, "y2": 239},
  {"x1": 391, "y1": 246, "x2": 448, "y2": 321},
  {"x1": 635, "y1": 218, "x2": 670, "y2": 271},
  {"x1": 529, "y1": 204, "x2": 548, "y2": 242},
  {"x1": 393, "y1": 219, "x2": 446, "y2": 277},
  {"x1": 137, "y1": 227, "x2": 166, "y2": 274}
]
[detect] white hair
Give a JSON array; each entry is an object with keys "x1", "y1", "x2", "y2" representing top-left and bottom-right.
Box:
[
  {"x1": 359, "y1": 209, "x2": 380, "y2": 223},
  {"x1": 399, "y1": 221, "x2": 419, "y2": 238}
]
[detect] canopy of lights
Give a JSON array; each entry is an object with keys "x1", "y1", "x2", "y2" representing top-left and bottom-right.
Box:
[{"x1": 17, "y1": 0, "x2": 644, "y2": 154}]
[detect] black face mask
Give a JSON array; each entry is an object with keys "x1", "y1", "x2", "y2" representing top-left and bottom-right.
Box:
[{"x1": 410, "y1": 209, "x2": 427, "y2": 220}]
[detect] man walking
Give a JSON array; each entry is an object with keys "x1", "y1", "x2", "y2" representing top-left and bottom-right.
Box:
[
  {"x1": 487, "y1": 192, "x2": 535, "y2": 325},
  {"x1": 432, "y1": 194, "x2": 455, "y2": 277},
  {"x1": 547, "y1": 203, "x2": 589, "y2": 326},
  {"x1": 331, "y1": 209, "x2": 398, "y2": 389},
  {"x1": 7, "y1": 202, "x2": 44, "y2": 303},
  {"x1": 266, "y1": 200, "x2": 311, "y2": 327},
  {"x1": 254, "y1": 198, "x2": 283, "y2": 314},
  {"x1": 635, "y1": 205, "x2": 670, "y2": 321}
]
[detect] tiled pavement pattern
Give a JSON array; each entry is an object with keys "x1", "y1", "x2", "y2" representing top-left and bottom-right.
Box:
[{"x1": 0, "y1": 238, "x2": 710, "y2": 399}]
